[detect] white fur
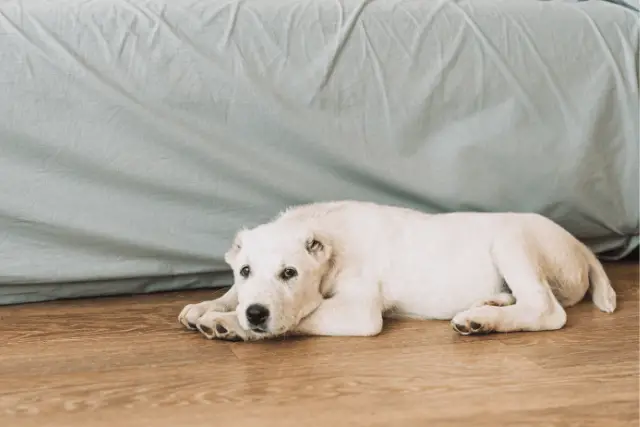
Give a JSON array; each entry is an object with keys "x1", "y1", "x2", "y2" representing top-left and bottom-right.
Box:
[{"x1": 178, "y1": 201, "x2": 616, "y2": 340}]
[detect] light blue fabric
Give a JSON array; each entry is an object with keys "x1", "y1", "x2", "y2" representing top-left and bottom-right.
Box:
[
  {"x1": 583, "y1": 0, "x2": 639, "y2": 12},
  {"x1": 0, "y1": 0, "x2": 637, "y2": 304}
]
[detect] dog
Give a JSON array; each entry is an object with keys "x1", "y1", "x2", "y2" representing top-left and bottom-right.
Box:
[{"x1": 179, "y1": 201, "x2": 616, "y2": 341}]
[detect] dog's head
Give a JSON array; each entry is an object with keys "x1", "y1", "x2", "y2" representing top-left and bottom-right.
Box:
[{"x1": 224, "y1": 223, "x2": 333, "y2": 337}]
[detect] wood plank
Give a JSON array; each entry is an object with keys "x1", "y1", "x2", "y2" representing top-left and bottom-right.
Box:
[{"x1": 0, "y1": 262, "x2": 637, "y2": 427}]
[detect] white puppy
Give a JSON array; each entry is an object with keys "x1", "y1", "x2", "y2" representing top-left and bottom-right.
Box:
[{"x1": 179, "y1": 201, "x2": 616, "y2": 341}]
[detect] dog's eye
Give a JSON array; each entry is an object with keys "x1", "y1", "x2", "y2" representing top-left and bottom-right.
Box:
[
  {"x1": 280, "y1": 267, "x2": 298, "y2": 281},
  {"x1": 239, "y1": 265, "x2": 251, "y2": 278}
]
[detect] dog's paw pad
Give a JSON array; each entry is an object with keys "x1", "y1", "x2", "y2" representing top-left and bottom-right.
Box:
[
  {"x1": 469, "y1": 321, "x2": 482, "y2": 331},
  {"x1": 196, "y1": 314, "x2": 245, "y2": 342},
  {"x1": 213, "y1": 326, "x2": 241, "y2": 342},
  {"x1": 199, "y1": 324, "x2": 214, "y2": 335},
  {"x1": 451, "y1": 317, "x2": 492, "y2": 336},
  {"x1": 452, "y1": 322, "x2": 470, "y2": 335}
]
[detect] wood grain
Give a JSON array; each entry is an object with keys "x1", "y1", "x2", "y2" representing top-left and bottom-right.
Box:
[{"x1": 0, "y1": 262, "x2": 637, "y2": 427}]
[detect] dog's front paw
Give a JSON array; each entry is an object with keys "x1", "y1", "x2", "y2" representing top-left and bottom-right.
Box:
[
  {"x1": 179, "y1": 301, "x2": 214, "y2": 330},
  {"x1": 196, "y1": 311, "x2": 245, "y2": 342},
  {"x1": 451, "y1": 306, "x2": 496, "y2": 336}
]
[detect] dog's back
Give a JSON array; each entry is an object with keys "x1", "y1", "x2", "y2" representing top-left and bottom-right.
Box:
[{"x1": 276, "y1": 201, "x2": 615, "y2": 314}]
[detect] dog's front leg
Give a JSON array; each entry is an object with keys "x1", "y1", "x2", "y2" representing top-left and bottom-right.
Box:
[
  {"x1": 294, "y1": 295, "x2": 383, "y2": 337},
  {"x1": 178, "y1": 286, "x2": 238, "y2": 330}
]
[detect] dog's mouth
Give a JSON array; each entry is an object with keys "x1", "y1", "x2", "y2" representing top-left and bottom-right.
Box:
[{"x1": 250, "y1": 326, "x2": 268, "y2": 334}]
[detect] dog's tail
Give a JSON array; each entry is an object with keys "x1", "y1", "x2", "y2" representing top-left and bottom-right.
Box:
[{"x1": 582, "y1": 245, "x2": 616, "y2": 313}]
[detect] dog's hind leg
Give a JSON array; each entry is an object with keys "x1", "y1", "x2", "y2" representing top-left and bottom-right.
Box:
[{"x1": 451, "y1": 233, "x2": 567, "y2": 336}]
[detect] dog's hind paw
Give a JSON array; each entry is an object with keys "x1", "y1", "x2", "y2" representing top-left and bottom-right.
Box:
[{"x1": 451, "y1": 306, "x2": 498, "y2": 335}]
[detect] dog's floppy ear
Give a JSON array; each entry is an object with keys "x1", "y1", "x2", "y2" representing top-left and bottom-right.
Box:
[
  {"x1": 305, "y1": 232, "x2": 332, "y2": 264},
  {"x1": 224, "y1": 228, "x2": 246, "y2": 265}
]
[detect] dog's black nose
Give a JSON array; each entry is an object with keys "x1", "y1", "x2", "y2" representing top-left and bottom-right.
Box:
[{"x1": 246, "y1": 304, "x2": 269, "y2": 326}]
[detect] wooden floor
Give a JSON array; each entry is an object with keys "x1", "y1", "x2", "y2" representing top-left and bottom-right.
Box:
[{"x1": 1, "y1": 262, "x2": 637, "y2": 427}]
